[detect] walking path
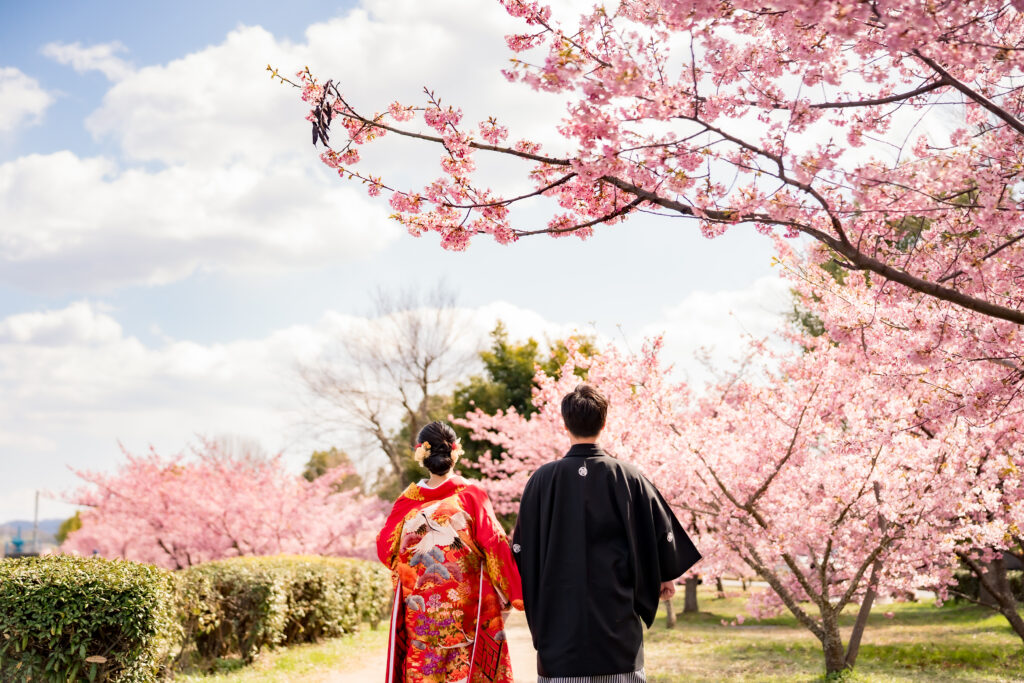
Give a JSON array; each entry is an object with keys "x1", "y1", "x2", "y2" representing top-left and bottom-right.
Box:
[
  {"x1": 320, "y1": 611, "x2": 537, "y2": 683},
  {"x1": 504, "y1": 611, "x2": 538, "y2": 683}
]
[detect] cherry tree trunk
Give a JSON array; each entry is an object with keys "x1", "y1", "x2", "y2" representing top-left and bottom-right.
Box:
[
  {"x1": 845, "y1": 553, "x2": 882, "y2": 668},
  {"x1": 820, "y1": 608, "x2": 848, "y2": 676},
  {"x1": 715, "y1": 576, "x2": 725, "y2": 599},
  {"x1": 1000, "y1": 604, "x2": 1024, "y2": 643},
  {"x1": 987, "y1": 558, "x2": 1024, "y2": 643},
  {"x1": 683, "y1": 577, "x2": 700, "y2": 613},
  {"x1": 979, "y1": 569, "x2": 1000, "y2": 607},
  {"x1": 844, "y1": 587, "x2": 877, "y2": 668},
  {"x1": 663, "y1": 598, "x2": 676, "y2": 629},
  {"x1": 963, "y1": 556, "x2": 1024, "y2": 643}
]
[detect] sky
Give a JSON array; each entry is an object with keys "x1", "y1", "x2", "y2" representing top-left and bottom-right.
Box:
[{"x1": 0, "y1": 0, "x2": 789, "y2": 522}]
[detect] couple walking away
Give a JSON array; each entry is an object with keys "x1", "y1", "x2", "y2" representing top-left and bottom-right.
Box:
[{"x1": 377, "y1": 384, "x2": 702, "y2": 683}]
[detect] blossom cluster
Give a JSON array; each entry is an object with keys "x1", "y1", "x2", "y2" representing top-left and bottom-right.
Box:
[{"x1": 61, "y1": 439, "x2": 386, "y2": 569}]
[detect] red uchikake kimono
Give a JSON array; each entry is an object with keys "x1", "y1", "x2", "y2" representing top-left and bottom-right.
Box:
[{"x1": 377, "y1": 476, "x2": 524, "y2": 683}]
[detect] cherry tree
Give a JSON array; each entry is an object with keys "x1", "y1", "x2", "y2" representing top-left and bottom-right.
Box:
[
  {"x1": 457, "y1": 337, "x2": 748, "y2": 611},
  {"x1": 460, "y1": 337, "x2": 978, "y2": 674},
  {"x1": 949, "y1": 441, "x2": 1024, "y2": 640},
  {"x1": 61, "y1": 439, "x2": 387, "y2": 569},
  {"x1": 779, "y1": 237, "x2": 1024, "y2": 641},
  {"x1": 284, "y1": 0, "x2": 1024, "y2": 325}
]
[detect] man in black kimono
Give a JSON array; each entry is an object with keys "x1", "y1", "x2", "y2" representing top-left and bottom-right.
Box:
[{"x1": 512, "y1": 384, "x2": 701, "y2": 682}]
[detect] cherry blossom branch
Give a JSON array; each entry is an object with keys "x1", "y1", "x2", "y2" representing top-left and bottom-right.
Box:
[
  {"x1": 745, "y1": 385, "x2": 818, "y2": 509},
  {"x1": 694, "y1": 444, "x2": 826, "y2": 609},
  {"x1": 516, "y1": 195, "x2": 645, "y2": 235},
  {"x1": 313, "y1": 80, "x2": 571, "y2": 166},
  {"x1": 597, "y1": 175, "x2": 1024, "y2": 324},
  {"x1": 287, "y1": 4, "x2": 1024, "y2": 329},
  {"x1": 812, "y1": 229, "x2": 1024, "y2": 325},
  {"x1": 829, "y1": 448, "x2": 882, "y2": 534},
  {"x1": 741, "y1": 544, "x2": 826, "y2": 640},
  {"x1": 687, "y1": 118, "x2": 852, "y2": 246},
  {"x1": 938, "y1": 231, "x2": 1024, "y2": 283},
  {"x1": 838, "y1": 536, "x2": 892, "y2": 611},
  {"x1": 913, "y1": 50, "x2": 1024, "y2": 137},
  {"x1": 446, "y1": 173, "x2": 577, "y2": 209},
  {"x1": 805, "y1": 80, "x2": 946, "y2": 110}
]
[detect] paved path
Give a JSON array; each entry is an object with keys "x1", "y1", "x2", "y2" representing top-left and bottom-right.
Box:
[
  {"x1": 504, "y1": 611, "x2": 538, "y2": 683},
  {"x1": 321, "y1": 611, "x2": 537, "y2": 682},
  {"x1": 319, "y1": 654, "x2": 382, "y2": 683}
]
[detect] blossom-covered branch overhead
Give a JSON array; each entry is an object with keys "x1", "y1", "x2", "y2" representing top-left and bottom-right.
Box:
[{"x1": 282, "y1": 0, "x2": 1024, "y2": 324}]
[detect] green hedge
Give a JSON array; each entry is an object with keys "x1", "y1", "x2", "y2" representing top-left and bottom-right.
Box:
[
  {"x1": 177, "y1": 555, "x2": 392, "y2": 666},
  {"x1": 0, "y1": 556, "x2": 179, "y2": 682},
  {"x1": 0, "y1": 554, "x2": 392, "y2": 679}
]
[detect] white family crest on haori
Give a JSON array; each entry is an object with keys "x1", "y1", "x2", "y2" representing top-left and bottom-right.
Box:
[{"x1": 403, "y1": 501, "x2": 470, "y2": 556}]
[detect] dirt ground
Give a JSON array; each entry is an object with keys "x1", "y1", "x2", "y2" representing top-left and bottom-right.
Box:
[{"x1": 319, "y1": 611, "x2": 537, "y2": 683}]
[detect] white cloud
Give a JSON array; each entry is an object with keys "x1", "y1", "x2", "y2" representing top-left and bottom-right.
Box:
[
  {"x1": 636, "y1": 275, "x2": 793, "y2": 385},
  {"x1": 0, "y1": 298, "x2": 573, "y2": 519},
  {"x1": 85, "y1": 7, "x2": 573, "y2": 170},
  {"x1": 85, "y1": 26, "x2": 294, "y2": 168},
  {"x1": 0, "y1": 301, "x2": 121, "y2": 345},
  {"x1": 0, "y1": 276, "x2": 792, "y2": 520},
  {"x1": 0, "y1": 67, "x2": 54, "y2": 133},
  {"x1": 41, "y1": 41, "x2": 134, "y2": 81},
  {"x1": 0, "y1": 150, "x2": 396, "y2": 290},
  {"x1": 3, "y1": 2, "x2": 586, "y2": 292}
]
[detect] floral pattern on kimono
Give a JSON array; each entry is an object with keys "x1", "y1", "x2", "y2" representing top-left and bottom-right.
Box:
[{"x1": 377, "y1": 476, "x2": 524, "y2": 683}]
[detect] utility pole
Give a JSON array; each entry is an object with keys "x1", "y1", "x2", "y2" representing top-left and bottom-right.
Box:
[{"x1": 32, "y1": 490, "x2": 39, "y2": 554}]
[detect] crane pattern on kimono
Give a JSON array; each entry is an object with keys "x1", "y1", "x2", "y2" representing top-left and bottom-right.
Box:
[
  {"x1": 404, "y1": 502, "x2": 470, "y2": 554},
  {"x1": 403, "y1": 502, "x2": 472, "y2": 590}
]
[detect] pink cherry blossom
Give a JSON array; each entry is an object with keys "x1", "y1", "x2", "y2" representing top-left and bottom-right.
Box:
[
  {"x1": 288, "y1": 3, "x2": 1024, "y2": 326},
  {"x1": 61, "y1": 439, "x2": 386, "y2": 569}
]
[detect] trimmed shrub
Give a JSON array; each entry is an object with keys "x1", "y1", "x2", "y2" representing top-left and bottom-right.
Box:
[
  {"x1": 177, "y1": 555, "x2": 391, "y2": 666},
  {"x1": 0, "y1": 555, "x2": 179, "y2": 682}
]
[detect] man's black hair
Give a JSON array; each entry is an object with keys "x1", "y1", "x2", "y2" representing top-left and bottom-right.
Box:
[{"x1": 560, "y1": 384, "x2": 608, "y2": 438}]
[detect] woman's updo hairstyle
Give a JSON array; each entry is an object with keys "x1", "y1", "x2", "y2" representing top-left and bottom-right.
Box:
[{"x1": 415, "y1": 421, "x2": 461, "y2": 476}]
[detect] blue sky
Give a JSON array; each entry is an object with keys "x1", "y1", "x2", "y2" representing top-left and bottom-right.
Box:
[{"x1": 0, "y1": 0, "x2": 785, "y2": 522}]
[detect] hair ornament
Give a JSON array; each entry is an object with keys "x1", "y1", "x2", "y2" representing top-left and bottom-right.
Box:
[
  {"x1": 413, "y1": 441, "x2": 431, "y2": 464},
  {"x1": 450, "y1": 439, "x2": 463, "y2": 464}
]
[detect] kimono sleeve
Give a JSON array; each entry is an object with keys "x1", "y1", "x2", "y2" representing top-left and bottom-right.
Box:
[
  {"x1": 376, "y1": 499, "x2": 410, "y2": 569},
  {"x1": 466, "y1": 487, "x2": 524, "y2": 610},
  {"x1": 645, "y1": 477, "x2": 701, "y2": 582},
  {"x1": 631, "y1": 473, "x2": 702, "y2": 626}
]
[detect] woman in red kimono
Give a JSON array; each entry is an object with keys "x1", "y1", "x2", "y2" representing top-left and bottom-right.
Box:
[{"x1": 377, "y1": 421, "x2": 524, "y2": 683}]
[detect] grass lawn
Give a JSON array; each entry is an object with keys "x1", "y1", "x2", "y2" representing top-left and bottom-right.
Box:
[
  {"x1": 175, "y1": 588, "x2": 1024, "y2": 682},
  {"x1": 173, "y1": 625, "x2": 388, "y2": 683},
  {"x1": 644, "y1": 589, "x2": 1024, "y2": 682}
]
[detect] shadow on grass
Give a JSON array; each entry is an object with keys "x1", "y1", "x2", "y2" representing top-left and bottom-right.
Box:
[
  {"x1": 676, "y1": 596, "x2": 1019, "y2": 631},
  {"x1": 742, "y1": 640, "x2": 1024, "y2": 671},
  {"x1": 645, "y1": 596, "x2": 1024, "y2": 682},
  {"x1": 856, "y1": 642, "x2": 1024, "y2": 671}
]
